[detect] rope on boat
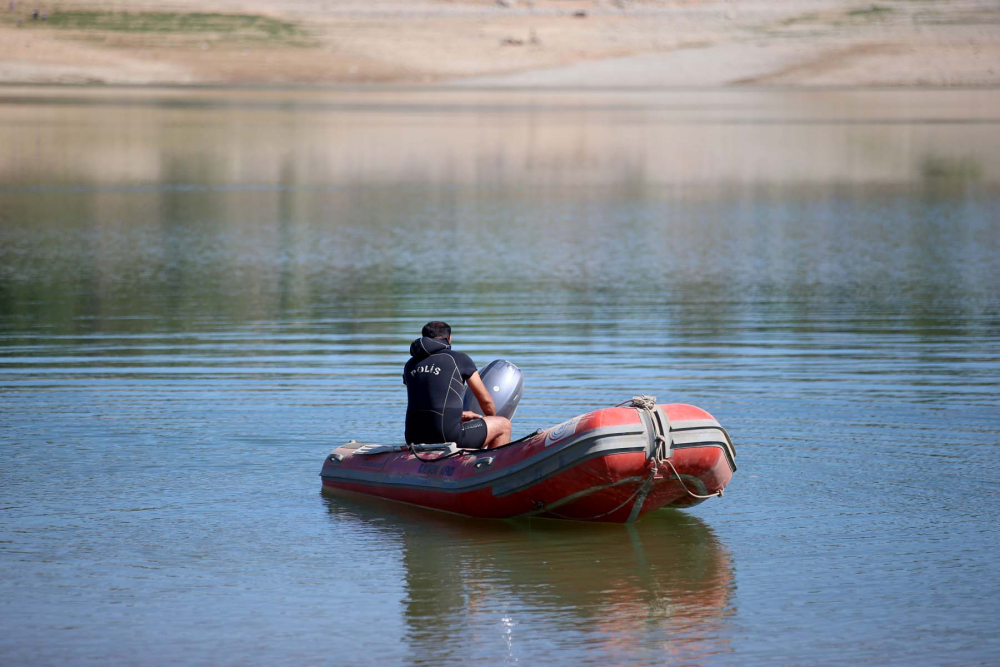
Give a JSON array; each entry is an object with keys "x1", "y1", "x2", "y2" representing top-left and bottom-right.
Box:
[
  {"x1": 621, "y1": 395, "x2": 724, "y2": 501},
  {"x1": 488, "y1": 429, "x2": 543, "y2": 451},
  {"x1": 532, "y1": 469, "x2": 658, "y2": 521},
  {"x1": 407, "y1": 443, "x2": 466, "y2": 462},
  {"x1": 616, "y1": 395, "x2": 656, "y2": 410},
  {"x1": 661, "y1": 458, "x2": 724, "y2": 499},
  {"x1": 405, "y1": 429, "x2": 545, "y2": 461},
  {"x1": 521, "y1": 397, "x2": 723, "y2": 521}
]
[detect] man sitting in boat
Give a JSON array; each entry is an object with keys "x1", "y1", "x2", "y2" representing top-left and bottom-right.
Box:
[{"x1": 404, "y1": 321, "x2": 511, "y2": 449}]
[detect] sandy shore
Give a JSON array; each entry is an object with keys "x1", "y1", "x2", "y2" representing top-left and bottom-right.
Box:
[{"x1": 0, "y1": 0, "x2": 998, "y2": 87}]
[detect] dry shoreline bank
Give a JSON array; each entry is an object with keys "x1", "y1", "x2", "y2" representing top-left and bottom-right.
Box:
[{"x1": 1, "y1": 0, "x2": 998, "y2": 88}]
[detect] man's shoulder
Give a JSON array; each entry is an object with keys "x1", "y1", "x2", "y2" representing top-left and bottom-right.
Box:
[
  {"x1": 445, "y1": 349, "x2": 477, "y2": 377},
  {"x1": 445, "y1": 349, "x2": 473, "y2": 363}
]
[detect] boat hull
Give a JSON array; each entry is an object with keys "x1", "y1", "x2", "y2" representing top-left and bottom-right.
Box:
[{"x1": 320, "y1": 403, "x2": 736, "y2": 523}]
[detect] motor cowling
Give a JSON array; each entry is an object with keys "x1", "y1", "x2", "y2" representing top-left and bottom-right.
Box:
[{"x1": 463, "y1": 359, "x2": 523, "y2": 420}]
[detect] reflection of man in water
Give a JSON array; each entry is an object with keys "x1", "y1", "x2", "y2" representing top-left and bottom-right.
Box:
[{"x1": 403, "y1": 321, "x2": 511, "y2": 449}]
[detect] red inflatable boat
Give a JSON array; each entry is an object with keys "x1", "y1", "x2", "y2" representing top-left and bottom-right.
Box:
[{"x1": 320, "y1": 398, "x2": 737, "y2": 523}]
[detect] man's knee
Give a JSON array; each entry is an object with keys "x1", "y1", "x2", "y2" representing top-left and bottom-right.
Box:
[
  {"x1": 483, "y1": 416, "x2": 510, "y2": 442},
  {"x1": 484, "y1": 415, "x2": 508, "y2": 432}
]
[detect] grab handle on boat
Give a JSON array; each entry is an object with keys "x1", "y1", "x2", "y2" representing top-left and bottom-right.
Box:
[{"x1": 474, "y1": 457, "x2": 495, "y2": 470}]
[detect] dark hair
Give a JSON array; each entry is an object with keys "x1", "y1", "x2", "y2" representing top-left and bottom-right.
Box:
[{"x1": 421, "y1": 321, "x2": 451, "y2": 340}]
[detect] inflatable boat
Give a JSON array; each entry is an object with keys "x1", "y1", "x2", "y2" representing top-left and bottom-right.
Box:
[{"x1": 320, "y1": 361, "x2": 736, "y2": 524}]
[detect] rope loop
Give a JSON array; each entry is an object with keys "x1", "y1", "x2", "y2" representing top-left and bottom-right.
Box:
[{"x1": 629, "y1": 395, "x2": 657, "y2": 410}]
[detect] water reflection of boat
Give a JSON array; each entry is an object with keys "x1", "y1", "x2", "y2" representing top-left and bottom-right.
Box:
[
  {"x1": 321, "y1": 402, "x2": 737, "y2": 523},
  {"x1": 323, "y1": 495, "x2": 735, "y2": 663}
]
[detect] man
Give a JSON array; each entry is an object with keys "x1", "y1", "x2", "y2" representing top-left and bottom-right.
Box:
[{"x1": 403, "y1": 321, "x2": 511, "y2": 449}]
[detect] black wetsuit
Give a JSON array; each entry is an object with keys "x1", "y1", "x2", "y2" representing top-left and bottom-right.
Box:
[{"x1": 403, "y1": 337, "x2": 488, "y2": 448}]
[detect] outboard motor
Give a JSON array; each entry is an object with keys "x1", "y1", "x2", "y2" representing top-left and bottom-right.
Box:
[{"x1": 463, "y1": 359, "x2": 524, "y2": 420}]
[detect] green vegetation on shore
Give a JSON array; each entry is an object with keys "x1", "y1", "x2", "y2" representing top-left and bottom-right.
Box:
[
  {"x1": 21, "y1": 10, "x2": 306, "y2": 42},
  {"x1": 847, "y1": 5, "x2": 894, "y2": 18},
  {"x1": 921, "y1": 155, "x2": 983, "y2": 182}
]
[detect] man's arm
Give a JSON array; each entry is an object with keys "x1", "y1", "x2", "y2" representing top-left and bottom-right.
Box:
[{"x1": 466, "y1": 372, "x2": 496, "y2": 417}]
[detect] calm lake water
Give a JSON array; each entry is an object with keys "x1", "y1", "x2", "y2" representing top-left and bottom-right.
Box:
[{"x1": 1, "y1": 86, "x2": 999, "y2": 666}]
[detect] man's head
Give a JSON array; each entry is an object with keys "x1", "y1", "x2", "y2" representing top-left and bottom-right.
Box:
[{"x1": 421, "y1": 321, "x2": 451, "y2": 341}]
